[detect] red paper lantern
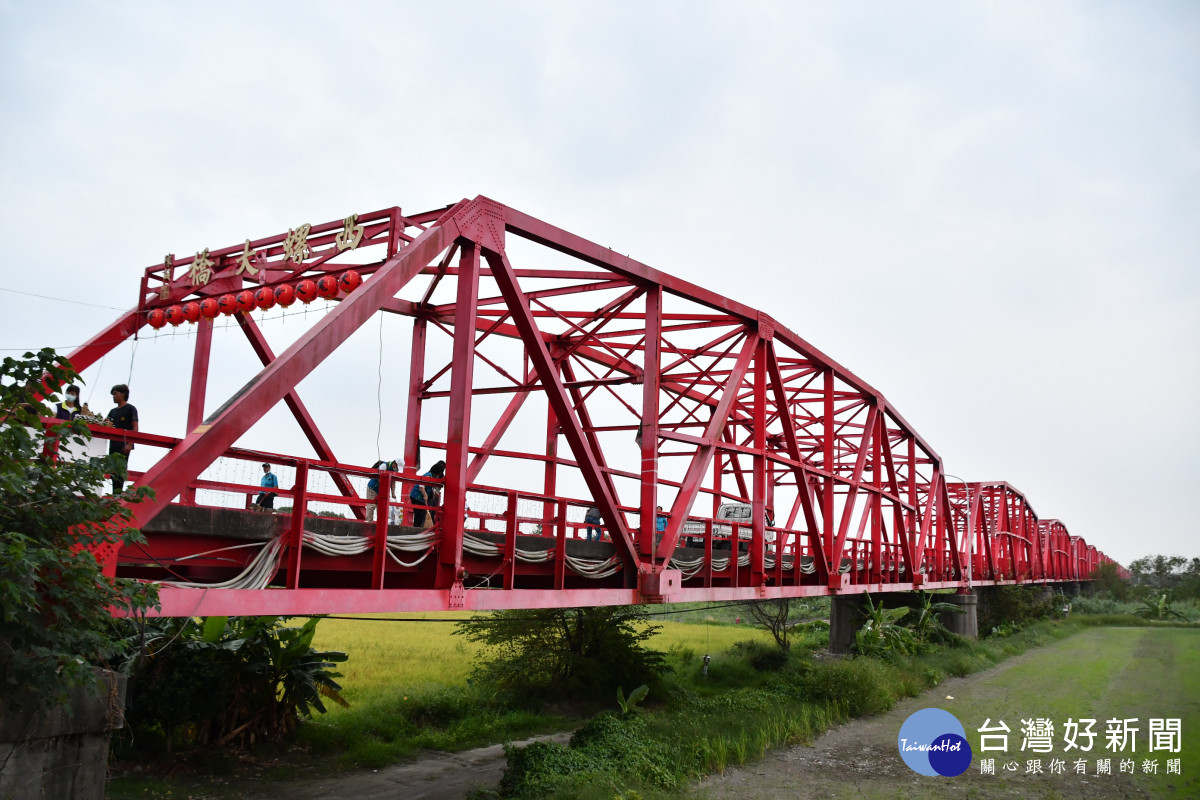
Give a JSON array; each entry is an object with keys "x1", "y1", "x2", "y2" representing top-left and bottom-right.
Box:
[
  {"x1": 254, "y1": 287, "x2": 276, "y2": 310},
  {"x1": 316, "y1": 275, "x2": 340, "y2": 299},
  {"x1": 164, "y1": 305, "x2": 185, "y2": 326},
  {"x1": 295, "y1": 279, "x2": 318, "y2": 303},
  {"x1": 274, "y1": 284, "x2": 297, "y2": 306},
  {"x1": 199, "y1": 298, "x2": 220, "y2": 319},
  {"x1": 339, "y1": 270, "x2": 363, "y2": 294},
  {"x1": 148, "y1": 308, "x2": 166, "y2": 329},
  {"x1": 181, "y1": 302, "x2": 202, "y2": 323},
  {"x1": 217, "y1": 294, "x2": 238, "y2": 315},
  {"x1": 235, "y1": 290, "x2": 256, "y2": 312}
]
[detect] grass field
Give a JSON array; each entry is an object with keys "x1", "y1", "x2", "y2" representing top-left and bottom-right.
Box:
[
  {"x1": 292, "y1": 610, "x2": 776, "y2": 768},
  {"x1": 310, "y1": 610, "x2": 774, "y2": 706},
  {"x1": 949, "y1": 626, "x2": 1200, "y2": 798}
]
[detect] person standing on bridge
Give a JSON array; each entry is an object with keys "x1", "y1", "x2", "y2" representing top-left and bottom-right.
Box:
[
  {"x1": 55, "y1": 384, "x2": 81, "y2": 420},
  {"x1": 365, "y1": 459, "x2": 398, "y2": 523},
  {"x1": 105, "y1": 384, "x2": 137, "y2": 495},
  {"x1": 410, "y1": 460, "x2": 446, "y2": 529},
  {"x1": 255, "y1": 463, "x2": 278, "y2": 511},
  {"x1": 584, "y1": 505, "x2": 602, "y2": 541}
]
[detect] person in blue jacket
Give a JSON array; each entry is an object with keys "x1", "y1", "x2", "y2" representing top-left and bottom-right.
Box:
[
  {"x1": 366, "y1": 459, "x2": 399, "y2": 522},
  {"x1": 410, "y1": 460, "x2": 446, "y2": 528},
  {"x1": 255, "y1": 463, "x2": 278, "y2": 511}
]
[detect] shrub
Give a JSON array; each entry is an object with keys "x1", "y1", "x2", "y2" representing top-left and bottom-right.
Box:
[
  {"x1": 978, "y1": 585, "x2": 1061, "y2": 634},
  {"x1": 122, "y1": 616, "x2": 347, "y2": 751},
  {"x1": 455, "y1": 606, "x2": 670, "y2": 704},
  {"x1": 731, "y1": 640, "x2": 789, "y2": 672},
  {"x1": 794, "y1": 659, "x2": 895, "y2": 717}
]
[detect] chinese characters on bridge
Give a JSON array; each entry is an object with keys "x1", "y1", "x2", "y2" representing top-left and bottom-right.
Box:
[{"x1": 172, "y1": 214, "x2": 365, "y2": 290}]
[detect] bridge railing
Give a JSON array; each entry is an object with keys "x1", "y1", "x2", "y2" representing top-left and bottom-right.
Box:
[{"x1": 42, "y1": 418, "x2": 1100, "y2": 592}]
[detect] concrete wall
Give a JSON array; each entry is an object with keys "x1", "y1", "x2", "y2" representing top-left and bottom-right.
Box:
[{"x1": 0, "y1": 670, "x2": 126, "y2": 800}]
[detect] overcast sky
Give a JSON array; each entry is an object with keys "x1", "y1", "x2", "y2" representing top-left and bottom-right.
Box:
[{"x1": 1, "y1": 1, "x2": 1196, "y2": 566}]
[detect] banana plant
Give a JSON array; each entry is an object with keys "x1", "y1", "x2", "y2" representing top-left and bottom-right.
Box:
[
  {"x1": 853, "y1": 593, "x2": 916, "y2": 658},
  {"x1": 1135, "y1": 594, "x2": 1188, "y2": 621},
  {"x1": 911, "y1": 591, "x2": 965, "y2": 643},
  {"x1": 616, "y1": 683, "x2": 649, "y2": 715}
]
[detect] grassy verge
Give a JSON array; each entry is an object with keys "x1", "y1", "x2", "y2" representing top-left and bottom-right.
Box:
[
  {"x1": 106, "y1": 611, "x2": 775, "y2": 797},
  {"x1": 490, "y1": 616, "x2": 1199, "y2": 799},
  {"x1": 107, "y1": 606, "x2": 1195, "y2": 799}
]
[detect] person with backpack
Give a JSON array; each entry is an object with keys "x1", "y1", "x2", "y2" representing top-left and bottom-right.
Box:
[
  {"x1": 410, "y1": 460, "x2": 446, "y2": 528},
  {"x1": 365, "y1": 459, "x2": 398, "y2": 522}
]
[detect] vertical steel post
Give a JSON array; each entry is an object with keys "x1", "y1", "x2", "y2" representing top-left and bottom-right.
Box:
[
  {"x1": 870, "y1": 415, "x2": 883, "y2": 583},
  {"x1": 186, "y1": 317, "x2": 213, "y2": 433},
  {"x1": 184, "y1": 317, "x2": 213, "y2": 504},
  {"x1": 440, "y1": 243, "x2": 479, "y2": 589},
  {"x1": 751, "y1": 338, "x2": 767, "y2": 585},
  {"x1": 285, "y1": 461, "x2": 308, "y2": 590},
  {"x1": 404, "y1": 317, "x2": 426, "y2": 480},
  {"x1": 822, "y1": 368, "x2": 835, "y2": 561},
  {"x1": 503, "y1": 490, "x2": 518, "y2": 589},
  {"x1": 554, "y1": 501, "x2": 568, "y2": 589},
  {"x1": 544, "y1": 357, "x2": 559, "y2": 523},
  {"x1": 639, "y1": 286, "x2": 661, "y2": 560},
  {"x1": 371, "y1": 472, "x2": 391, "y2": 588}
]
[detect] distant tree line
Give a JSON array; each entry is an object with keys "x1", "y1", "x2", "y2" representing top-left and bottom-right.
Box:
[{"x1": 1092, "y1": 554, "x2": 1200, "y2": 601}]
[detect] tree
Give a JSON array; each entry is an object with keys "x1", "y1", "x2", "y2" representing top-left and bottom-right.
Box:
[
  {"x1": 0, "y1": 349, "x2": 157, "y2": 713},
  {"x1": 1089, "y1": 561, "x2": 1129, "y2": 600},
  {"x1": 455, "y1": 606, "x2": 670, "y2": 702},
  {"x1": 1126, "y1": 554, "x2": 1200, "y2": 600},
  {"x1": 745, "y1": 599, "x2": 796, "y2": 650}
]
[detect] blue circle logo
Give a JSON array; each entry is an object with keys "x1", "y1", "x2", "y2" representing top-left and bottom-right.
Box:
[{"x1": 897, "y1": 708, "x2": 973, "y2": 776}]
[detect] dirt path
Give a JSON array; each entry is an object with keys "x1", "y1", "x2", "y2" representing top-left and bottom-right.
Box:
[
  {"x1": 696, "y1": 629, "x2": 1194, "y2": 799},
  {"x1": 248, "y1": 732, "x2": 571, "y2": 800}
]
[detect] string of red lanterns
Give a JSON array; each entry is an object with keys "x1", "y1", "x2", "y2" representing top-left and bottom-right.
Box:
[{"x1": 147, "y1": 270, "x2": 362, "y2": 328}]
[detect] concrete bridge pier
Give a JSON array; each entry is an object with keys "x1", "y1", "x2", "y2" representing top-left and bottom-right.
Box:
[
  {"x1": 829, "y1": 589, "x2": 981, "y2": 653},
  {"x1": 829, "y1": 594, "x2": 868, "y2": 654},
  {"x1": 938, "y1": 592, "x2": 979, "y2": 639}
]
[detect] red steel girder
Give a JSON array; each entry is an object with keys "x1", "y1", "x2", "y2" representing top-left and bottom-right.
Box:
[{"x1": 46, "y1": 193, "x2": 1118, "y2": 615}]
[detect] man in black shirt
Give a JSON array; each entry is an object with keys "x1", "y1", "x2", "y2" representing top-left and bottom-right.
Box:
[{"x1": 106, "y1": 384, "x2": 138, "y2": 495}]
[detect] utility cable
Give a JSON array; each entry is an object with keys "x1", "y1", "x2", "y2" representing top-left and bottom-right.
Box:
[
  {"x1": 376, "y1": 313, "x2": 384, "y2": 460},
  {"x1": 0, "y1": 285, "x2": 126, "y2": 310}
]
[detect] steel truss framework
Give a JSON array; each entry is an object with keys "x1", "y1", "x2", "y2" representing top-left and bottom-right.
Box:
[{"x1": 59, "y1": 197, "x2": 1120, "y2": 616}]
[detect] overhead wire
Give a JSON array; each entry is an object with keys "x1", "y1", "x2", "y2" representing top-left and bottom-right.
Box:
[
  {"x1": 375, "y1": 312, "x2": 384, "y2": 460},
  {"x1": 0, "y1": 285, "x2": 127, "y2": 311}
]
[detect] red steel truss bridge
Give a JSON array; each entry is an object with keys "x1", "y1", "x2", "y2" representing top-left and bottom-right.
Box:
[{"x1": 58, "y1": 197, "x2": 1119, "y2": 617}]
